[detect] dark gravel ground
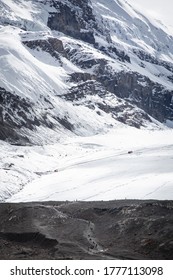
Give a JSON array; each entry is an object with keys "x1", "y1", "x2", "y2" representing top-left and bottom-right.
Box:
[{"x1": 0, "y1": 200, "x2": 173, "y2": 260}]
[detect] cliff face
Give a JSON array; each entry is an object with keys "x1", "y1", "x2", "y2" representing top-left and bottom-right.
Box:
[
  {"x1": 110, "y1": 72, "x2": 173, "y2": 123},
  {"x1": 0, "y1": 0, "x2": 173, "y2": 143},
  {"x1": 48, "y1": 0, "x2": 96, "y2": 43}
]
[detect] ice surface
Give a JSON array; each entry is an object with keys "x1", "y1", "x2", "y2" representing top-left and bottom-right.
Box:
[{"x1": 5, "y1": 128, "x2": 173, "y2": 202}]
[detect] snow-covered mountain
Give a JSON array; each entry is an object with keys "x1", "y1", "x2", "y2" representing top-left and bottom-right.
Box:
[
  {"x1": 1, "y1": 0, "x2": 173, "y2": 145},
  {"x1": 1, "y1": 0, "x2": 173, "y2": 202}
]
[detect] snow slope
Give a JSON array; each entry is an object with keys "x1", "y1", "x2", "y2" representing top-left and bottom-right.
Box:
[
  {"x1": 0, "y1": 0, "x2": 117, "y2": 143},
  {"x1": 7, "y1": 127, "x2": 173, "y2": 202},
  {"x1": 92, "y1": 0, "x2": 173, "y2": 88},
  {"x1": 127, "y1": 0, "x2": 173, "y2": 32},
  {"x1": 0, "y1": 26, "x2": 119, "y2": 143}
]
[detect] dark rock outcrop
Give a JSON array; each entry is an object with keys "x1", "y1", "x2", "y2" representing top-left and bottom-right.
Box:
[
  {"x1": 0, "y1": 87, "x2": 71, "y2": 144},
  {"x1": 23, "y1": 37, "x2": 66, "y2": 59},
  {"x1": 65, "y1": 80, "x2": 152, "y2": 128},
  {"x1": 112, "y1": 72, "x2": 173, "y2": 122},
  {"x1": 48, "y1": 0, "x2": 96, "y2": 44},
  {"x1": 134, "y1": 49, "x2": 173, "y2": 73},
  {"x1": 0, "y1": 87, "x2": 40, "y2": 143}
]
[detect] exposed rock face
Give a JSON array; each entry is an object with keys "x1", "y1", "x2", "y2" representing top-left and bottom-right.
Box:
[
  {"x1": 0, "y1": 87, "x2": 73, "y2": 144},
  {"x1": 48, "y1": 0, "x2": 96, "y2": 44},
  {"x1": 24, "y1": 38, "x2": 66, "y2": 59},
  {"x1": 100, "y1": 72, "x2": 173, "y2": 123},
  {"x1": 60, "y1": 34, "x2": 173, "y2": 124},
  {"x1": 66, "y1": 53, "x2": 173, "y2": 123},
  {"x1": 0, "y1": 87, "x2": 40, "y2": 143},
  {"x1": 65, "y1": 80, "x2": 152, "y2": 128},
  {"x1": 134, "y1": 49, "x2": 173, "y2": 73},
  {"x1": 98, "y1": 45, "x2": 131, "y2": 63},
  {"x1": 0, "y1": 200, "x2": 172, "y2": 260}
]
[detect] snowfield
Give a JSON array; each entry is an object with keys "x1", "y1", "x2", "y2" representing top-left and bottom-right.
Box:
[{"x1": 4, "y1": 127, "x2": 173, "y2": 202}]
